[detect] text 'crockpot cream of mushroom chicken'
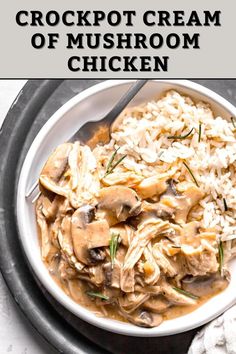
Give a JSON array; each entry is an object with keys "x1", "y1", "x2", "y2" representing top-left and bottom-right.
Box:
[{"x1": 35, "y1": 90, "x2": 236, "y2": 328}]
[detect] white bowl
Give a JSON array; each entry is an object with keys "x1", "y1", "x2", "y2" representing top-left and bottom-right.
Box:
[{"x1": 17, "y1": 80, "x2": 236, "y2": 337}]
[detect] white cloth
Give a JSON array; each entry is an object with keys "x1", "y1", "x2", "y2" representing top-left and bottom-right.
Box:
[{"x1": 189, "y1": 305, "x2": 236, "y2": 354}]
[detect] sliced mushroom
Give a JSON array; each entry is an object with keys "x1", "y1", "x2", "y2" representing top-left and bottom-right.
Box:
[
  {"x1": 71, "y1": 205, "x2": 110, "y2": 265},
  {"x1": 119, "y1": 292, "x2": 150, "y2": 313},
  {"x1": 160, "y1": 279, "x2": 197, "y2": 306},
  {"x1": 39, "y1": 143, "x2": 73, "y2": 197},
  {"x1": 174, "y1": 181, "x2": 204, "y2": 223},
  {"x1": 41, "y1": 143, "x2": 72, "y2": 183},
  {"x1": 104, "y1": 262, "x2": 113, "y2": 287},
  {"x1": 39, "y1": 177, "x2": 70, "y2": 198},
  {"x1": 73, "y1": 205, "x2": 95, "y2": 228},
  {"x1": 165, "y1": 178, "x2": 179, "y2": 196},
  {"x1": 120, "y1": 308, "x2": 163, "y2": 328},
  {"x1": 88, "y1": 248, "x2": 106, "y2": 263},
  {"x1": 155, "y1": 205, "x2": 175, "y2": 221},
  {"x1": 182, "y1": 273, "x2": 229, "y2": 297},
  {"x1": 157, "y1": 181, "x2": 204, "y2": 224},
  {"x1": 97, "y1": 186, "x2": 141, "y2": 226},
  {"x1": 128, "y1": 200, "x2": 175, "y2": 229},
  {"x1": 143, "y1": 295, "x2": 171, "y2": 313},
  {"x1": 110, "y1": 224, "x2": 134, "y2": 247},
  {"x1": 104, "y1": 262, "x2": 121, "y2": 288},
  {"x1": 132, "y1": 310, "x2": 163, "y2": 328},
  {"x1": 142, "y1": 201, "x2": 175, "y2": 221}
]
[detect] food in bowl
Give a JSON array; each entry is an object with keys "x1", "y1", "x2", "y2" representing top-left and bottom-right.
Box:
[{"x1": 35, "y1": 90, "x2": 236, "y2": 328}]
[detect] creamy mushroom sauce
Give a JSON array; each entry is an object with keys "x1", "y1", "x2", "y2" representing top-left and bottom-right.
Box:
[{"x1": 35, "y1": 139, "x2": 229, "y2": 328}]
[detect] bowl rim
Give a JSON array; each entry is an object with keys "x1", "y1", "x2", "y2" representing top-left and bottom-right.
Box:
[{"x1": 17, "y1": 79, "x2": 236, "y2": 337}]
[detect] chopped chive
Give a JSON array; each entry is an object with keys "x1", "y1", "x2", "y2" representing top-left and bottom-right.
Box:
[
  {"x1": 171, "y1": 245, "x2": 181, "y2": 249},
  {"x1": 218, "y1": 240, "x2": 224, "y2": 275},
  {"x1": 87, "y1": 291, "x2": 109, "y2": 301},
  {"x1": 104, "y1": 148, "x2": 120, "y2": 176},
  {"x1": 198, "y1": 123, "x2": 202, "y2": 143},
  {"x1": 109, "y1": 233, "x2": 120, "y2": 268},
  {"x1": 172, "y1": 286, "x2": 199, "y2": 300},
  {"x1": 168, "y1": 128, "x2": 194, "y2": 140},
  {"x1": 108, "y1": 155, "x2": 127, "y2": 173},
  {"x1": 104, "y1": 148, "x2": 126, "y2": 177},
  {"x1": 223, "y1": 198, "x2": 228, "y2": 212},
  {"x1": 183, "y1": 162, "x2": 199, "y2": 187},
  {"x1": 231, "y1": 117, "x2": 236, "y2": 129}
]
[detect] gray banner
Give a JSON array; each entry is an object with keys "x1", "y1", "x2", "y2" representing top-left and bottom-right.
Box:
[{"x1": 0, "y1": 0, "x2": 235, "y2": 78}]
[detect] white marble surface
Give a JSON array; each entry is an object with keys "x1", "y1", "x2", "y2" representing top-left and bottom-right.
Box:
[
  {"x1": 0, "y1": 81, "x2": 26, "y2": 127},
  {"x1": 0, "y1": 80, "x2": 55, "y2": 353}
]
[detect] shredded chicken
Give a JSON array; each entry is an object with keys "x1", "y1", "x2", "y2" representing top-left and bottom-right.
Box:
[
  {"x1": 143, "y1": 243, "x2": 160, "y2": 285},
  {"x1": 35, "y1": 138, "x2": 230, "y2": 328},
  {"x1": 152, "y1": 244, "x2": 178, "y2": 277},
  {"x1": 120, "y1": 218, "x2": 171, "y2": 292}
]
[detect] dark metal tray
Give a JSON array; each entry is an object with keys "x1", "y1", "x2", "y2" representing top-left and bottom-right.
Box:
[{"x1": 0, "y1": 80, "x2": 235, "y2": 354}]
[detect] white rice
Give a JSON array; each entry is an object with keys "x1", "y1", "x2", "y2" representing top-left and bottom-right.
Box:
[{"x1": 95, "y1": 90, "x2": 236, "y2": 245}]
